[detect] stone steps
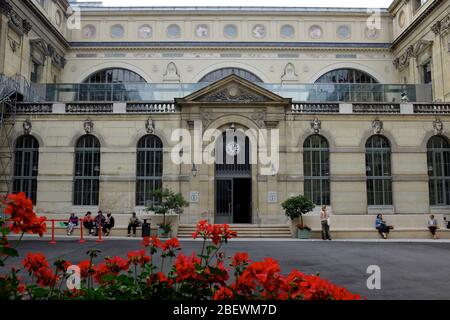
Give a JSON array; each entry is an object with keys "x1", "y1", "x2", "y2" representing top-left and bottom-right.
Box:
[{"x1": 177, "y1": 224, "x2": 293, "y2": 238}]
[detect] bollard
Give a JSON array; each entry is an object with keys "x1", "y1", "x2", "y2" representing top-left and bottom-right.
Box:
[
  {"x1": 96, "y1": 222, "x2": 103, "y2": 243},
  {"x1": 79, "y1": 219, "x2": 85, "y2": 244},
  {"x1": 49, "y1": 219, "x2": 56, "y2": 244}
]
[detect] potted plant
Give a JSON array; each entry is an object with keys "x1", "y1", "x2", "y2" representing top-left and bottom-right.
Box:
[
  {"x1": 281, "y1": 195, "x2": 315, "y2": 239},
  {"x1": 146, "y1": 188, "x2": 188, "y2": 238}
]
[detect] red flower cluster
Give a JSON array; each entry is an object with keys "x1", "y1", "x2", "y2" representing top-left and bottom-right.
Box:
[
  {"x1": 22, "y1": 253, "x2": 58, "y2": 288},
  {"x1": 228, "y1": 258, "x2": 360, "y2": 300},
  {"x1": 192, "y1": 220, "x2": 237, "y2": 244},
  {"x1": 77, "y1": 260, "x2": 92, "y2": 279},
  {"x1": 2, "y1": 193, "x2": 46, "y2": 236},
  {"x1": 173, "y1": 253, "x2": 201, "y2": 283},
  {"x1": 94, "y1": 256, "x2": 129, "y2": 284},
  {"x1": 231, "y1": 252, "x2": 250, "y2": 268},
  {"x1": 127, "y1": 250, "x2": 150, "y2": 266},
  {"x1": 142, "y1": 236, "x2": 162, "y2": 254}
]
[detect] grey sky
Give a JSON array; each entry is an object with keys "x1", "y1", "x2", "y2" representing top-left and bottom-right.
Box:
[{"x1": 76, "y1": 0, "x2": 393, "y2": 8}]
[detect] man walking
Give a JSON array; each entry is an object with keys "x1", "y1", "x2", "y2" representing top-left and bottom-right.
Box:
[{"x1": 320, "y1": 205, "x2": 332, "y2": 240}]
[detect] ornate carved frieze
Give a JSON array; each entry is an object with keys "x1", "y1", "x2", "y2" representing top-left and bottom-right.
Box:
[
  {"x1": 372, "y1": 119, "x2": 383, "y2": 134},
  {"x1": 198, "y1": 84, "x2": 267, "y2": 103},
  {"x1": 393, "y1": 40, "x2": 432, "y2": 70},
  {"x1": 431, "y1": 14, "x2": 450, "y2": 35},
  {"x1": 200, "y1": 112, "x2": 213, "y2": 128},
  {"x1": 433, "y1": 118, "x2": 443, "y2": 135},
  {"x1": 145, "y1": 117, "x2": 155, "y2": 134},
  {"x1": 163, "y1": 62, "x2": 180, "y2": 82},
  {"x1": 83, "y1": 119, "x2": 94, "y2": 134},
  {"x1": 23, "y1": 118, "x2": 32, "y2": 135},
  {"x1": 310, "y1": 118, "x2": 321, "y2": 134},
  {"x1": 393, "y1": 45, "x2": 414, "y2": 70},
  {"x1": 1, "y1": 0, "x2": 32, "y2": 35},
  {"x1": 251, "y1": 112, "x2": 266, "y2": 128},
  {"x1": 29, "y1": 39, "x2": 66, "y2": 69},
  {"x1": 281, "y1": 63, "x2": 298, "y2": 82}
]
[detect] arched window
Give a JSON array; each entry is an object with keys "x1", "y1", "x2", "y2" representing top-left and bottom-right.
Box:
[
  {"x1": 365, "y1": 135, "x2": 392, "y2": 206},
  {"x1": 13, "y1": 136, "x2": 39, "y2": 204},
  {"x1": 199, "y1": 68, "x2": 263, "y2": 83},
  {"x1": 136, "y1": 135, "x2": 163, "y2": 206},
  {"x1": 74, "y1": 135, "x2": 100, "y2": 206},
  {"x1": 315, "y1": 68, "x2": 380, "y2": 102},
  {"x1": 83, "y1": 68, "x2": 146, "y2": 84},
  {"x1": 80, "y1": 68, "x2": 146, "y2": 101},
  {"x1": 315, "y1": 68, "x2": 378, "y2": 84},
  {"x1": 427, "y1": 136, "x2": 450, "y2": 206},
  {"x1": 303, "y1": 135, "x2": 330, "y2": 205}
]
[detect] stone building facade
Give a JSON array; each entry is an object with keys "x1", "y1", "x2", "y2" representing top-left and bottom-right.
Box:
[{"x1": 1, "y1": 0, "x2": 450, "y2": 234}]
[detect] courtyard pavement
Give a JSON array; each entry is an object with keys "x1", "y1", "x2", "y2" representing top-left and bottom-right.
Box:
[{"x1": 3, "y1": 236, "x2": 450, "y2": 300}]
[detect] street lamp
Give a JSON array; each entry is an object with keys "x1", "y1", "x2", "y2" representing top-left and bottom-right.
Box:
[{"x1": 191, "y1": 164, "x2": 198, "y2": 177}]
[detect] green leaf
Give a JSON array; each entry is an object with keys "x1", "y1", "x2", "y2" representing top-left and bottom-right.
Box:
[{"x1": 0, "y1": 246, "x2": 18, "y2": 257}]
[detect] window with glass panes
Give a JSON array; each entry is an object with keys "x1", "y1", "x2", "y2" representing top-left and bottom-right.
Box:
[
  {"x1": 303, "y1": 135, "x2": 330, "y2": 205},
  {"x1": 73, "y1": 135, "x2": 100, "y2": 206},
  {"x1": 13, "y1": 136, "x2": 39, "y2": 204},
  {"x1": 136, "y1": 135, "x2": 163, "y2": 206},
  {"x1": 80, "y1": 68, "x2": 146, "y2": 101},
  {"x1": 427, "y1": 136, "x2": 450, "y2": 206},
  {"x1": 365, "y1": 135, "x2": 392, "y2": 206}
]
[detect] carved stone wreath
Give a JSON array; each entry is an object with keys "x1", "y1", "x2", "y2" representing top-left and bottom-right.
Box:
[{"x1": 198, "y1": 85, "x2": 266, "y2": 103}]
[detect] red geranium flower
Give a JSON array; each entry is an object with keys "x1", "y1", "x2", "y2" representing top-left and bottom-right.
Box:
[
  {"x1": 77, "y1": 260, "x2": 92, "y2": 279},
  {"x1": 162, "y1": 238, "x2": 180, "y2": 251},
  {"x1": 105, "y1": 256, "x2": 129, "y2": 274},
  {"x1": 174, "y1": 252, "x2": 201, "y2": 283},
  {"x1": 35, "y1": 268, "x2": 58, "y2": 287},
  {"x1": 231, "y1": 252, "x2": 250, "y2": 267},
  {"x1": 142, "y1": 236, "x2": 162, "y2": 254},
  {"x1": 213, "y1": 286, "x2": 234, "y2": 300},
  {"x1": 22, "y1": 253, "x2": 49, "y2": 274},
  {"x1": 93, "y1": 263, "x2": 110, "y2": 284},
  {"x1": 3, "y1": 193, "x2": 47, "y2": 236},
  {"x1": 127, "y1": 250, "x2": 151, "y2": 266}
]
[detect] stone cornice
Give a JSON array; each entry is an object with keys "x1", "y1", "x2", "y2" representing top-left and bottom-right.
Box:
[
  {"x1": 391, "y1": 0, "x2": 442, "y2": 49},
  {"x1": 0, "y1": 0, "x2": 32, "y2": 35},
  {"x1": 22, "y1": 0, "x2": 70, "y2": 49},
  {"x1": 431, "y1": 13, "x2": 450, "y2": 35},
  {"x1": 69, "y1": 41, "x2": 391, "y2": 52}
]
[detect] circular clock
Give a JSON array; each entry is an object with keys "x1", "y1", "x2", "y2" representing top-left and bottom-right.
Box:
[{"x1": 226, "y1": 142, "x2": 241, "y2": 156}]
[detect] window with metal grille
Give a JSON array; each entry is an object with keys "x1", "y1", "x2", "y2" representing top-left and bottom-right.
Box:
[
  {"x1": 73, "y1": 135, "x2": 100, "y2": 206},
  {"x1": 13, "y1": 136, "x2": 39, "y2": 204},
  {"x1": 427, "y1": 136, "x2": 450, "y2": 206},
  {"x1": 303, "y1": 135, "x2": 330, "y2": 205},
  {"x1": 365, "y1": 135, "x2": 392, "y2": 206},
  {"x1": 136, "y1": 135, "x2": 163, "y2": 206}
]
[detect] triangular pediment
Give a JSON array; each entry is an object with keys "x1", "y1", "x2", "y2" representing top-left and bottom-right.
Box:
[{"x1": 177, "y1": 74, "x2": 290, "y2": 104}]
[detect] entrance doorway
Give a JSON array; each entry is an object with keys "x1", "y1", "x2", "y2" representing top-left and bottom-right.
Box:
[{"x1": 215, "y1": 130, "x2": 252, "y2": 224}]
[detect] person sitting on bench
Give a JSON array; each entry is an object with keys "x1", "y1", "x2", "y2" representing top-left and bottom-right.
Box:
[
  {"x1": 102, "y1": 212, "x2": 115, "y2": 236},
  {"x1": 127, "y1": 212, "x2": 141, "y2": 237},
  {"x1": 375, "y1": 214, "x2": 394, "y2": 239},
  {"x1": 66, "y1": 213, "x2": 79, "y2": 235},
  {"x1": 93, "y1": 211, "x2": 106, "y2": 236},
  {"x1": 427, "y1": 214, "x2": 439, "y2": 240},
  {"x1": 83, "y1": 211, "x2": 94, "y2": 235}
]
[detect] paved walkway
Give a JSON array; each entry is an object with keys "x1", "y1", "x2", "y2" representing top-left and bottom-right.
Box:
[{"x1": 3, "y1": 236, "x2": 450, "y2": 299}]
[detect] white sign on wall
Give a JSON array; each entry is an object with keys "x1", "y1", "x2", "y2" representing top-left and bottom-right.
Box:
[
  {"x1": 267, "y1": 191, "x2": 278, "y2": 203},
  {"x1": 190, "y1": 191, "x2": 199, "y2": 203}
]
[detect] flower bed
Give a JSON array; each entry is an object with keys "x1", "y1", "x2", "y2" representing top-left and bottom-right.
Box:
[{"x1": 0, "y1": 193, "x2": 361, "y2": 300}]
